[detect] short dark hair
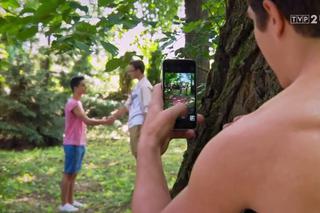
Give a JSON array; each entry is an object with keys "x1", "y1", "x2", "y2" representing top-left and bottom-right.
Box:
[
  {"x1": 70, "y1": 76, "x2": 84, "y2": 92},
  {"x1": 129, "y1": 60, "x2": 145, "y2": 74},
  {"x1": 248, "y1": 0, "x2": 320, "y2": 37}
]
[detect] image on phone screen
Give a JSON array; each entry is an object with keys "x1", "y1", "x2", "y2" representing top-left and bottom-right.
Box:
[{"x1": 163, "y1": 59, "x2": 196, "y2": 129}]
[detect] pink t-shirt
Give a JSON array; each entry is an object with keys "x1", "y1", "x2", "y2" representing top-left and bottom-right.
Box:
[{"x1": 63, "y1": 98, "x2": 87, "y2": 146}]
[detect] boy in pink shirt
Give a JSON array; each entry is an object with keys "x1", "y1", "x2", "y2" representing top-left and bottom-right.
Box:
[{"x1": 59, "y1": 76, "x2": 115, "y2": 212}]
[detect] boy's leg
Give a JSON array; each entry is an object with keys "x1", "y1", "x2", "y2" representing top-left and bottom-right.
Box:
[
  {"x1": 68, "y1": 173, "x2": 77, "y2": 204},
  {"x1": 61, "y1": 173, "x2": 73, "y2": 205},
  {"x1": 67, "y1": 146, "x2": 85, "y2": 204},
  {"x1": 129, "y1": 125, "x2": 142, "y2": 158},
  {"x1": 61, "y1": 145, "x2": 78, "y2": 205}
]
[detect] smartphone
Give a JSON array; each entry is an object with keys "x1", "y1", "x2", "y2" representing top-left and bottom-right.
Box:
[{"x1": 162, "y1": 59, "x2": 197, "y2": 129}]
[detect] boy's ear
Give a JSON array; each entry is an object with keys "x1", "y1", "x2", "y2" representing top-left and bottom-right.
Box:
[{"x1": 262, "y1": 0, "x2": 285, "y2": 37}]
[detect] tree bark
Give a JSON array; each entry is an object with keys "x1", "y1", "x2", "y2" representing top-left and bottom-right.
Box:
[
  {"x1": 185, "y1": 0, "x2": 210, "y2": 86},
  {"x1": 119, "y1": 70, "x2": 132, "y2": 95},
  {"x1": 171, "y1": 0, "x2": 282, "y2": 196}
]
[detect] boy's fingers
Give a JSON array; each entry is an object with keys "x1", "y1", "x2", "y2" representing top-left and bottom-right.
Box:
[
  {"x1": 148, "y1": 84, "x2": 163, "y2": 115},
  {"x1": 170, "y1": 129, "x2": 196, "y2": 139},
  {"x1": 169, "y1": 115, "x2": 204, "y2": 138},
  {"x1": 197, "y1": 114, "x2": 205, "y2": 124},
  {"x1": 162, "y1": 103, "x2": 188, "y2": 124}
]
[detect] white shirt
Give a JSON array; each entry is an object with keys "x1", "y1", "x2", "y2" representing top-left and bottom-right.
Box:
[{"x1": 125, "y1": 77, "x2": 153, "y2": 128}]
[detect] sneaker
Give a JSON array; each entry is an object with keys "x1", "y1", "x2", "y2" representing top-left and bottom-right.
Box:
[
  {"x1": 72, "y1": 200, "x2": 85, "y2": 208},
  {"x1": 59, "y1": 203, "x2": 79, "y2": 212}
]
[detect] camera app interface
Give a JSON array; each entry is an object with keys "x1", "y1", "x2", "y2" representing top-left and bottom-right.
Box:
[{"x1": 164, "y1": 72, "x2": 196, "y2": 122}]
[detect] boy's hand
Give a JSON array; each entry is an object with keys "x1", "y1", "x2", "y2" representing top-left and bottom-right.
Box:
[
  {"x1": 102, "y1": 116, "x2": 115, "y2": 125},
  {"x1": 139, "y1": 84, "x2": 204, "y2": 155}
]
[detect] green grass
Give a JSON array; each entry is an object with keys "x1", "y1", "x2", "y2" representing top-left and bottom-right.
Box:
[{"x1": 0, "y1": 126, "x2": 187, "y2": 213}]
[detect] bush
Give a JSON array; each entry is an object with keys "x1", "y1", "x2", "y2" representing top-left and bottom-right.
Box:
[
  {"x1": 0, "y1": 72, "x2": 66, "y2": 148},
  {"x1": 82, "y1": 95, "x2": 121, "y2": 118},
  {"x1": 0, "y1": 43, "x2": 125, "y2": 149},
  {"x1": 0, "y1": 44, "x2": 66, "y2": 149}
]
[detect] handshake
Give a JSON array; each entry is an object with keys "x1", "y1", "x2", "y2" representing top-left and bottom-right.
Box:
[
  {"x1": 101, "y1": 115, "x2": 116, "y2": 125},
  {"x1": 94, "y1": 106, "x2": 127, "y2": 126}
]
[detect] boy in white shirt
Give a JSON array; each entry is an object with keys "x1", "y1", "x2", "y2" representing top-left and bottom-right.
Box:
[{"x1": 111, "y1": 60, "x2": 153, "y2": 157}]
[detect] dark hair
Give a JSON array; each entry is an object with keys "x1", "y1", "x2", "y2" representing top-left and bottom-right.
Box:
[
  {"x1": 70, "y1": 76, "x2": 84, "y2": 92},
  {"x1": 248, "y1": 0, "x2": 320, "y2": 37},
  {"x1": 129, "y1": 60, "x2": 145, "y2": 74}
]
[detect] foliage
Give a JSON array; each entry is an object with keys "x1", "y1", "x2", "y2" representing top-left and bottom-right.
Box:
[
  {"x1": 83, "y1": 95, "x2": 121, "y2": 118},
  {"x1": 0, "y1": 0, "x2": 227, "y2": 149},
  {"x1": 0, "y1": 0, "x2": 140, "y2": 56},
  {"x1": 146, "y1": 46, "x2": 163, "y2": 85},
  {"x1": 0, "y1": 40, "x2": 120, "y2": 147},
  {"x1": 139, "y1": 0, "x2": 183, "y2": 32},
  {"x1": 105, "y1": 51, "x2": 140, "y2": 95},
  {"x1": 0, "y1": 0, "x2": 151, "y2": 147},
  {"x1": 0, "y1": 126, "x2": 187, "y2": 212},
  {"x1": 0, "y1": 42, "x2": 66, "y2": 147},
  {"x1": 105, "y1": 52, "x2": 140, "y2": 73},
  {"x1": 176, "y1": 0, "x2": 226, "y2": 58},
  {"x1": 135, "y1": 38, "x2": 163, "y2": 85}
]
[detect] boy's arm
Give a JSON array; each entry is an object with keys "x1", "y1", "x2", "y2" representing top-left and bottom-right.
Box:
[
  {"x1": 72, "y1": 106, "x2": 114, "y2": 126},
  {"x1": 132, "y1": 84, "x2": 251, "y2": 213},
  {"x1": 134, "y1": 132, "x2": 251, "y2": 213},
  {"x1": 111, "y1": 106, "x2": 128, "y2": 120},
  {"x1": 111, "y1": 95, "x2": 130, "y2": 120}
]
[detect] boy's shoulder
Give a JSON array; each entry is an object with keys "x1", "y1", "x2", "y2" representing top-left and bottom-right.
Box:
[
  {"x1": 65, "y1": 98, "x2": 81, "y2": 110},
  {"x1": 140, "y1": 78, "x2": 153, "y2": 90},
  {"x1": 66, "y1": 98, "x2": 81, "y2": 104}
]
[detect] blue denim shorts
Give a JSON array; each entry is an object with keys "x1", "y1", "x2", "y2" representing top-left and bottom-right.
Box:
[{"x1": 63, "y1": 145, "x2": 86, "y2": 174}]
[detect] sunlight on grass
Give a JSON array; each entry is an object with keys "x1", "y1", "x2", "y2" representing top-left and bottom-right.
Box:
[
  {"x1": 16, "y1": 173, "x2": 36, "y2": 183},
  {"x1": 0, "y1": 126, "x2": 187, "y2": 213},
  {"x1": 46, "y1": 167, "x2": 57, "y2": 175},
  {"x1": 85, "y1": 162, "x2": 98, "y2": 170}
]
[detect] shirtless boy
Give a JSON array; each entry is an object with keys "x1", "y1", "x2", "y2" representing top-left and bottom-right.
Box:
[{"x1": 132, "y1": 0, "x2": 320, "y2": 212}]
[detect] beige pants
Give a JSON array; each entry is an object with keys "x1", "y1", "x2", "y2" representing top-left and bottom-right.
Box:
[{"x1": 129, "y1": 125, "x2": 142, "y2": 158}]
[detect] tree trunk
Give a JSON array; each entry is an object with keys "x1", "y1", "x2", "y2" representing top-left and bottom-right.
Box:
[
  {"x1": 119, "y1": 70, "x2": 132, "y2": 95},
  {"x1": 171, "y1": 0, "x2": 282, "y2": 197},
  {"x1": 147, "y1": 46, "x2": 162, "y2": 85},
  {"x1": 185, "y1": 0, "x2": 210, "y2": 86}
]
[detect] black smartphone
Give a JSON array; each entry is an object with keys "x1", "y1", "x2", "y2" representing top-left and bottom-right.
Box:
[{"x1": 162, "y1": 59, "x2": 197, "y2": 129}]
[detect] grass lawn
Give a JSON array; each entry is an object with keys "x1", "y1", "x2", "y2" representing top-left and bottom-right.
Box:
[{"x1": 0, "y1": 126, "x2": 187, "y2": 213}]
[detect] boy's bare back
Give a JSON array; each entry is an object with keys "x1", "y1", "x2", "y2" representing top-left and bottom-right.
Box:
[{"x1": 132, "y1": 0, "x2": 320, "y2": 212}]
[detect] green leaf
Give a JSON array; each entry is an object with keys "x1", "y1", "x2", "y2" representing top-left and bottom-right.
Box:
[
  {"x1": 75, "y1": 22, "x2": 96, "y2": 34},
  {"x1": 98, "y1": 0, "x2": 115, "y2": 7},
  {"x1": 122, "y1": 51, "x2": 137, "y2": 64},
  {"x1": 74, "y1": 41, "x2": 90, "y2": 53},
  {"x1": 69, "y1": 1, "x2": 89, "y2": 13},
  {"x1": 17, "y1": 25, "x2": 38, "y2": 40},
  {"x1": 33, "y1": 0, "x2": 60, "y2": 23},
  {"x1": 101, "y1": 41, "x2": 119, "y2": 56},
  {"x1": 183, "y1": 20, "x2": 203, "y2": 33},
  {"x1": 17, "y1": 16, "x2": 34, "y2": 25},
  {"x1": 160, "y1": 39, "x2": 174, "y2": 50},
  {"x1": 20, "y1": 7, "x2": 36, "y2": 15},
  {"x1": 122, "y1": 16, "x2": 140, "y2": 30},
  {"x1": 107, "y1": 13, "x2": 123, "y2": 25},
  {"x1": 105, "y1": 58, "x2": 122, "y2": 72},
  {"x1": 45, "y1": 15, "x2": 63, "y2": 35},
  {"x1": 145, "y1": 21, "x2": 157, "y2": 28},
  {"x1": 0, "y1": 0, "x2": 19, "y2": 10}
]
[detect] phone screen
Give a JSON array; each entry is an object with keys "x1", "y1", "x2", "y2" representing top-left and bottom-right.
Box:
[{"x1": 163, "y1": 59, "x2": 197, "y2": 129}]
